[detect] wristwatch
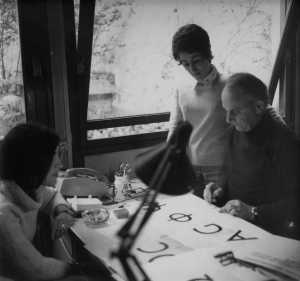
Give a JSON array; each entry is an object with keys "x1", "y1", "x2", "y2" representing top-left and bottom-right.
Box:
[{"x1": 250, "y1": 206, "x2": 259, "y2": 221}]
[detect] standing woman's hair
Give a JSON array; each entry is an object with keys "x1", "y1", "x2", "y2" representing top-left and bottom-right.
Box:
[
  {"x1": 0, "y1": 123, "x2": 60, "y2": 197},
  {"x1": 172, "y1": 24, "x2": 213, "y2": 61}
]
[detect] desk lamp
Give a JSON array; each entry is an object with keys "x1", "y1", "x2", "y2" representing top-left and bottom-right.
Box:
[{"x1": 111, "y1": 121, "x2": 196, "y2": 281}]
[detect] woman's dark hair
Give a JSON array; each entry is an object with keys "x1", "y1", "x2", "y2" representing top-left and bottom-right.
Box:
[
  {"x1": 0, "y1": 123, "x2": 60, "y2": 196},
  {"x1": 172, "y1": 24, "x2": 213, "y2": 61}
]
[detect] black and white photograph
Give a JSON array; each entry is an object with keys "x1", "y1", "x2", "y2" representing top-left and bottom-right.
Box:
[{"x1": 0, "y1": 0, "x2": 299, "y2": 280}]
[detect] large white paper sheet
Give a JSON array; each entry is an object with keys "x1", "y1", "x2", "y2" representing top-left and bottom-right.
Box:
[{"x1": 71, "y1": 193, "x2": 300, "y2": 280}]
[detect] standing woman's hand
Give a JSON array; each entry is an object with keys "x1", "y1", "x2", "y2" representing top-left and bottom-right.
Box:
[{"x1": 203, "y1": 182, "x2": 224, "y2": 204}]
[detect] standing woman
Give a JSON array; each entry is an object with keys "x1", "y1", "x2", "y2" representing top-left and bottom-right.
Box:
[
  {"x1": 0, "y1": 123, "x2": 112, "y2": 281},
  {"x1": 169, "y1": 24, "x2": 229, "y2": 196}
]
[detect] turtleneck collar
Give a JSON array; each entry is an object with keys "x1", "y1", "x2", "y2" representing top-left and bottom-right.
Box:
[{"x1": 196, "y1": 64, "x2": 219, "y2": 88}]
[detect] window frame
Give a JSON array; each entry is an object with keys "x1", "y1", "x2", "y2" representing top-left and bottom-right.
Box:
[
  {"x1": 17, "y1": 0, "x2": 294, "y2": 165},
  {"x1": 268, "y1": 0, "x2": 300, "y2": 134},
  {"x1": 74, "y1": 0, "x2": 170, "y2": 162},
  {"x1": 84, "y1": 112, "x2": 170, "y2": 154}
]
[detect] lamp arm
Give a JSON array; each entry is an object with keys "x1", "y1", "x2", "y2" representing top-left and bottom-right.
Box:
[
  {"x1": 112, "y1": 144, "x2": 177, "y2": 281},
  {"x1": 118, "y1": 144, "x2": 176, "y2": 242},
  {"x1": 127, "y1": 161, "x2": 173, "y2": 248}
]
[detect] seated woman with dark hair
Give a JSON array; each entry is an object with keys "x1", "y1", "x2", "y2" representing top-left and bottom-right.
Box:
[{"x1": 0, "y1": 123, "x2": 113, "y2": 281}]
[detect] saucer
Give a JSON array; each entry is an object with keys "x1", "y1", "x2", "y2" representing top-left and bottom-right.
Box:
[{"x1": 82, "y1": 208, "x2": 110, "y2": 227}]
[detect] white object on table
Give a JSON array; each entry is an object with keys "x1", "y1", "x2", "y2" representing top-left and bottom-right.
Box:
[
  {"x1": 67, "y1": 196, "x2": 103, "y2": 211},
  {"x1": 114, "y1": 175, "x2": 130, "y2": 202}
]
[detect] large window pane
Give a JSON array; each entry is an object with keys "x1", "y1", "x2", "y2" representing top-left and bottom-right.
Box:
[
  {"x1": 0, "y1": 0, "x2": 25, "y2": 139},
  {"x1": 88, "y1": 0, "x2": 280, "y2": 138}
]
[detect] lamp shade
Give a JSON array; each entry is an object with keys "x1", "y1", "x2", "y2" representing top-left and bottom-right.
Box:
[{"x1": 134, "y1": 121, "x2": 196, "y2": 195}]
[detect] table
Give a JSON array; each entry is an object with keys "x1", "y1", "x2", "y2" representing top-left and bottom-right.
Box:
[{"x1": 70, "y1": 193, "x2": 300, "y2": 281}]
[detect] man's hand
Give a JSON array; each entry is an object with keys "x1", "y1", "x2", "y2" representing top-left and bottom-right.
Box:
[
  {"x1": 203, "y1": 182, "x2": 224, "y2": 204},
  {"x1": 219, "y1": 200, "x2": 253, "y2": 221},
  {"x1": 52, "y1": 212, "x2": 76, "y2": 240}
]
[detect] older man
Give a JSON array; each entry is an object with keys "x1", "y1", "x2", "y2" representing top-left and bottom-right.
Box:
[{"x1": 203, "y1": 72, "x2": 299, "y2": 238}]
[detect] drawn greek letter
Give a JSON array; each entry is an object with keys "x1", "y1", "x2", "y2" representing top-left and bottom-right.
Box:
[
  {"x1": 169, "y1": 213, "x2": 192, "y2": 222},
  {"x1": 227, "y1": 230, "x2": 258, "y2": 241}
]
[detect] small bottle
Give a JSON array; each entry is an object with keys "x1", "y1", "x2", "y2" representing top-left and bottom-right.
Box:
[
  {"x1": 114, "y1": 174, "x2": 126, "y2": 202},
  {"x1": 72, "y1": 195, "x2": 78, "y2": 211}
]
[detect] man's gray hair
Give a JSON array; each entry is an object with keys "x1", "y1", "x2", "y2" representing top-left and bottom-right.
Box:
[{"x1": 225, "y1": 73, "x2": 269, "y2": 105}]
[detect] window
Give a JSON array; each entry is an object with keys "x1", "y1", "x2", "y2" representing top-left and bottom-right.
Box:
[
  {"x1": 85, "y1": 0, "x2": 280, "y2": 140},
  {"x1": 0, "y1": 0, "x2": 25, "y2": 139}
]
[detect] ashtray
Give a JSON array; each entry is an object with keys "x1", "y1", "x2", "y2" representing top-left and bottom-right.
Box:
[{"x1": 82, "y1": 208, "x2": 110, "y2": 227}]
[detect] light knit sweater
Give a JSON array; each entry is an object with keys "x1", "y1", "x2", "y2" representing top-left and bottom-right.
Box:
[
  {"x1": 168, "y1": 72, "x2": 229, "y2": 166},
  {"x1": 0, "y1": 180, "x2": 69, "y2": 281}
]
